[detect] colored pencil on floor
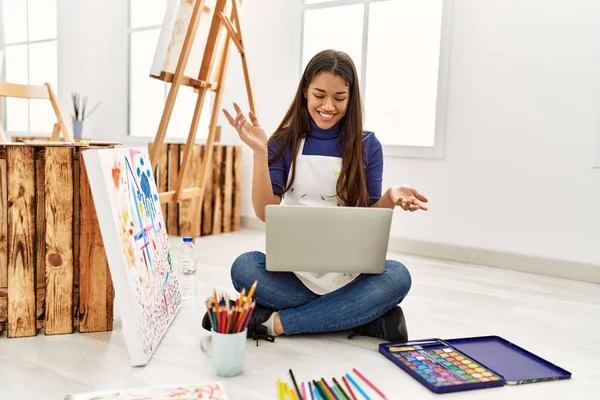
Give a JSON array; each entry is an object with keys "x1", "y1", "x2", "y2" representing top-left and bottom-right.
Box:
[
  {"x1": 332, "y1": 377, "x2": 350, "y2": 400},
  {"x1": 320, "y1": 379, "x2": 337, "y2": 400},
  {"x1": 352, "y1": 368, "x2": 387, "y2": 400},
  {"x1": 309, "y1": 382, "x2": 315, "y2": 400},
  {"x1": 345, "y1": 373, "x2": 371, "y2": 400},
  {"x1": 278, "y1": 380, "x2": 284, "y2": 400},
  {"x1": 312, "y1": 384, "x2": 322, "y2": 400},
  {"x1": 341, "y1": 376, "x2": 357, "y2": 400},
  {"x1": 289, "y1": 369, "x2": 303, "y2": 400},
  {"x1": 333, "y1": 386, "x2": 346, "y2": 400},
  {"x1": 313, "y1": 380, "x2": 330, "y2": 400},
  {"x1": 302, "y1": 382, "x2": 308, "y2": 400}
]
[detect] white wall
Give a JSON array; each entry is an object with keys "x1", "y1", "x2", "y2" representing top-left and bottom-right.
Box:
[
  {"x1": 384, "y1": 0, "x2": 600, "y2": 266},
  {"x1": 56, "y1": 0, "x2": 599, "y2": 267},
  {"x1": 57, "y1": 0, "x2": 303, "y2": 218},
  {"x1": 57, "y1": 0, "x2": 131, "y2": 145}
]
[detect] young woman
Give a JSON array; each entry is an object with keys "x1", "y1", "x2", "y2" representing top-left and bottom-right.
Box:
[{"x1": 203, "y1": 50, "x2": 428, "y2": 343}]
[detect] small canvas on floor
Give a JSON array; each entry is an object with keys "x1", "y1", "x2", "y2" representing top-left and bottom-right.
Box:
[
  {"x1": 82, "y1": 147, "x2": 181, "y2": 366},
  {"x1": 64, "y1": 382, "x2": 229, "y2": 400}
]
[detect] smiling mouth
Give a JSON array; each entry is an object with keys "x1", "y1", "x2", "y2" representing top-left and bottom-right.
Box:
[{"x1": 318, "y1": 111, "x2": 336, "y2": 121}]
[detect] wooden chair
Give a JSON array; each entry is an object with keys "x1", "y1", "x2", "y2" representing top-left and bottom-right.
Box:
[{"x1": 0, "y1": 82, "x2": 74, "y2": 143}]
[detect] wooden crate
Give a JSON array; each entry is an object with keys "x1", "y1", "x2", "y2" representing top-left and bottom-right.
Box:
[
  {"x1": 0, "y1": 142, "x2": 114, "y2": 338},
  {"x1": 149, "y1": 143, "x2": 242, "y2": 237}
]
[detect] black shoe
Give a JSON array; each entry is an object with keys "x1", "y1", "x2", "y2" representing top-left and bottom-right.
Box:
[
  {"x1": 348, "y1": 306, "x2": 408, "y2": 342},
  {"x1": 201, "y1": 302, "x2": 276, "y2": 346},
  {"x1": 245, "y1": 304, "x2": 276, "y2": 346}
]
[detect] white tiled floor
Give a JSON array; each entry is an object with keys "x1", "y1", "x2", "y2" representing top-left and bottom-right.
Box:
[{"x1": 1, "y1": 229, "x2": 599, "y2": 399}]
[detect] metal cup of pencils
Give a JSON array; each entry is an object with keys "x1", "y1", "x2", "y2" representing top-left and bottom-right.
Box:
[{"x1": 201, "y1": 281, "x2": 258, "y2": 377}]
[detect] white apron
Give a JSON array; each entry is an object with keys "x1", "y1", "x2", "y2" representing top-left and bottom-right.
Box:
[{"x1": 279, "y1": 138, "x2": 359, "y2": 295}]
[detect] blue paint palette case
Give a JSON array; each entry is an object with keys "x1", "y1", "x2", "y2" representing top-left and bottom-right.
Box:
[{"x1": 379, "y1": 336, "x2": 571, "y2": 394}]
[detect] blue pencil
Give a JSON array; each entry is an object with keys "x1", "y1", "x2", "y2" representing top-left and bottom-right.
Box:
[
  {"x1": 346, "y1": 373, "x2": 371, "y2": 400},
  {"x1": 309, "y1": 382, "x2": 315, "y2": 400},
  {"x1": 313, "y1": 383, "x2": 323, "y2": 400}
]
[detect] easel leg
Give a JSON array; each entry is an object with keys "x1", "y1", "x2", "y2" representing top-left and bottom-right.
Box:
[
  {"x1": 231, "y1": 0, "x2": 256, "y2": 113},
  {"x1": 189, "y1": 8, "x2": 234, "y2": 238}
]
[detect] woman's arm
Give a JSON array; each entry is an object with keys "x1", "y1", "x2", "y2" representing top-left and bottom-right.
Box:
[
  {"x1": 371, "y1": 187, "x2": 395, "y2": 209},
  {"x1": 371, "y1": 186, "x2": 429, "y2": 211},
  {"x1": 252, "y1": 150, "x2": 281, "y2": 222},
  {"x1": 222, "y1": 103, "x2": 280, "y2": 221}
]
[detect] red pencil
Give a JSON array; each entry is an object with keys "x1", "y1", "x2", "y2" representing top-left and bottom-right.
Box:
[
  {"x1": 341, "y1": 376, "x2": 357, "y2": 400},
  {"x1": 352, "y1": 368, "x2": 387, "y2": 400}
]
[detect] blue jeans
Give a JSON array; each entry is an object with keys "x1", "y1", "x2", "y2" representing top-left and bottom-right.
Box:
[{"x1": 230, "y1": 251, "x2": 412, "y2": 335}]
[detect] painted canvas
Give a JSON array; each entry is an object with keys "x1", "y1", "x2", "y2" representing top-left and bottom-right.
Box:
[
  {"x1": 82, "y1": 147, "x2": 181, "y2": 366},
  {"x1": 64, "y1": 383, "x2": 229, "y2": 400}
]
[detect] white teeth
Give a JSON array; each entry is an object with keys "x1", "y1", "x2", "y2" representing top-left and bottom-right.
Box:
[{"x1": 318, "y1": 111, "x2": 334, "y2": 120}]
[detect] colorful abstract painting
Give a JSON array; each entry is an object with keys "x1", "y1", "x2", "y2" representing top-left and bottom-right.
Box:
[
  {"x1": 65, "y1": 383, "x2": 229, "y2": 400},
  {"x1": 82, "y1": 147, "x2": 181, "y2": 366}
]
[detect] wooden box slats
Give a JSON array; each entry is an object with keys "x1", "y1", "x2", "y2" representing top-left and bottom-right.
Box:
[
  {"x1": 151, "y1": 143, "x2": 242, "y2": 237},
  {"x1": 0, "y1": 144, "x2": 114, "y2": 338}
]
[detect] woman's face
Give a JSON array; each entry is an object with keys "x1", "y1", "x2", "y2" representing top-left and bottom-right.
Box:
[{"x1": 305, "y1": 71, "x2": 349, "y2": 130}]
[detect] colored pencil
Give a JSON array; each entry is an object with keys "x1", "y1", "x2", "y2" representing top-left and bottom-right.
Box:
[
  {"x1": 238, "y1": 288, "x2": 246, "y2": 307},
  {"x1": 212, "y1": 289, "x2": 220, "y2": 313},
  {"x1": 341, "y1": 376, "x2": 357, "y2": 400},
  {"x1": 309, "y1": 382, "x2": 315, "y2": 400},
  {"x1": 290, "y1": 387, "x2": 299, "y2": 400},
  {"x1": 313, "y1": 380, "x2": 330, "y2": 400},
  {"x1": 312, "y1": 383, "x2": 322, "y2": 400},
  {"x1": 289, "y1": 369, "x2": 303, "y2": 400},
  {"x1": 333, "y1": 386, "x2": 347, "y2": 400},
  {"x1": 302, "y1": 382, "x2": 308, "y2": 400},
  {"x1": 352, "y1": 369, "x2": 387, "y2": 400},
  {"x1": 206, "y1": 284, "x2": 258, "y2": 333},
  {"x1": 320, "y1": 379, "x2": 337, "y2": 400},
  {"x1": 241, "y1": 301, "x2": 257, "y2": 332},
  {"x1": 244, "y1": 280, "x2": 258, "y2": 307},
  {"x1": 332, "y1": 378, "x2": 350, "y2": 400},
  {"x1": 345, "y1": 374, "x2": 371, "y2": 400}
]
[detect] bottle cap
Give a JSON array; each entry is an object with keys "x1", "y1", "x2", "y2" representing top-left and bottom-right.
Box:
[{"x1": 183, "y1": 237, "x2": 193, "y2": 243}]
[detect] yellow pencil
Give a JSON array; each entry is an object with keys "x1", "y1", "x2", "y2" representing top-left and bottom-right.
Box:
[
  {"x1": 289, "y1": 387, "x2": 299, "y2": 400},
  {"x1": 244, "y1": 280, "x2": 258, "y2": 307},
  {"x1": 278, "y1": 380, "x2": 285, "y2": 400},
  {"x1": 283, "y1": 382, "x2": 289, "y2": 399},
  {"x1": 212, "y1": 289, "x2": 220, "y2": 313},
  {"x1": 238, "y1": 288, "x2": 246, "y2": 307}
]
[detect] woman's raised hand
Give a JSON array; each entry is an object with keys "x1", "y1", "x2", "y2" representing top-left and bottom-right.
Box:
[{"x1": 222, "y1": 103, "x2": 267, "y2": 153}]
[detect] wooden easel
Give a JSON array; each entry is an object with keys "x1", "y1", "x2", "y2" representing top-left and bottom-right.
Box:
[{"x1": 148, "y1": 0, "x2": 255, "y2": 237}]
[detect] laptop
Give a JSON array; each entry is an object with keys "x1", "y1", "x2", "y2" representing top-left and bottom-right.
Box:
[{"x1": 265, "y1": 205, "x2": 393, "y2": 274}]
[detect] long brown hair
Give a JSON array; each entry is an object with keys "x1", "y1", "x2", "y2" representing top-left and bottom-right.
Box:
[{"x1": 268, "y1": 49, "x2": 368, "y2": 207}]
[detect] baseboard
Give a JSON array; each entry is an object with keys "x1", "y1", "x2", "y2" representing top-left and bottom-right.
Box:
[
  {"x1": 241, "y1": 215, "x2": 265, "y2": 231},
  {"x1": 241, "y1": 215, "x2": 600, "y2": 284},
  {"x1": 387, "y1": 237, "x2": 600, "y2": 285}
]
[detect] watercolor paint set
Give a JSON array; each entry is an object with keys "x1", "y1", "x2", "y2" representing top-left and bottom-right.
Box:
[{"x1": 379, "y1": 335, "x2": 571, "y2": 394}]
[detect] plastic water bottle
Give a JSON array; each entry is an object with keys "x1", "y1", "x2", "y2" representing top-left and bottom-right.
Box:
[{"x1": 178, "y1": 237, "x2": 197, "y2": 300}]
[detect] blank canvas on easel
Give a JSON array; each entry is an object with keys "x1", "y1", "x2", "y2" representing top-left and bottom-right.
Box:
[{"x1": 150, "y1": 0, "x2": 224, "y2": 78}]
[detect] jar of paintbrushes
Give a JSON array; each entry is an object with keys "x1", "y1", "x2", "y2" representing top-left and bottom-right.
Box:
[{"x1": 71, "y1": 92, "x2": 100, "y2": 139}]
